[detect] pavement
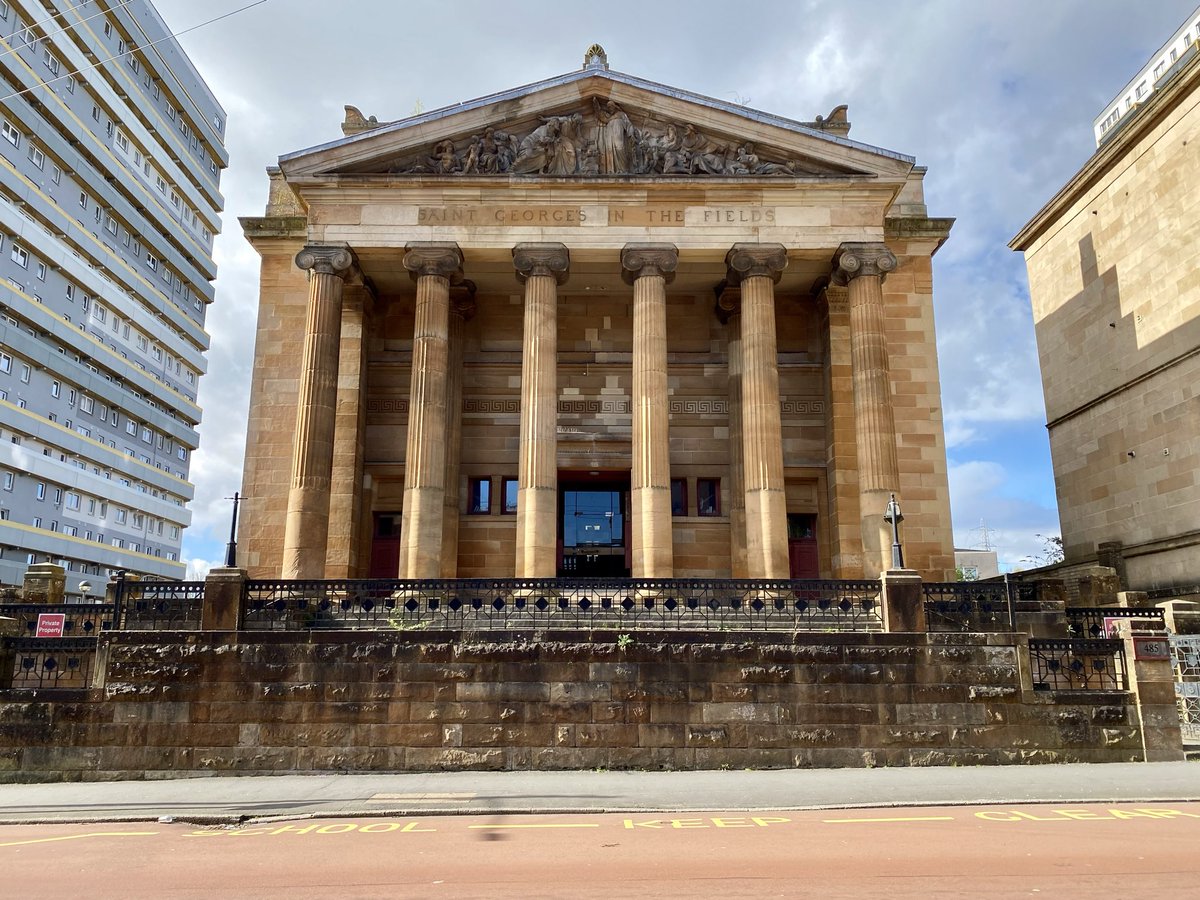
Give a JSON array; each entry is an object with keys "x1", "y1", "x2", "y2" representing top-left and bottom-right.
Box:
[{"x1": 0, "y1": 760, "x2": 1197, "y2": 825}]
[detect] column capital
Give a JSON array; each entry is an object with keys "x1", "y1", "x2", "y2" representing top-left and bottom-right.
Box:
[
  {"x1": 513, "y1": 242, "x2": 570, "y2": 284},
  {"x1": 725, "y1": 243, "x2": 788, "y2": 284},
  {"x1": 713, "y1": 280, "x2": 741, "y2": 323},
  {"x1": 450, "y1": 280, "x2": 477, "y2": 322},
  {"x1": 295, "y1": 243, "x2": 357, "y2": 278},
  {"x1": 403, "y1": 242, "x2": 464, "y2": 282},
  {"x1": 832, "y1": 242, "x2": 898, "y2": 285},
  {"x1": 621, "y1": 243, "x2": 678, "y2": 285}
]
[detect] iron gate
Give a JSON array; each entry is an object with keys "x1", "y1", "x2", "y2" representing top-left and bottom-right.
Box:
[{"x1": 1169, "y1": 634, "x2": 1200, "y2": 745}]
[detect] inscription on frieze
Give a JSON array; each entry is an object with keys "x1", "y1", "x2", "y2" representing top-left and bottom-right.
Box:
[{"x1": 418, "y1": 206, "x2": 588, "y2": 226}]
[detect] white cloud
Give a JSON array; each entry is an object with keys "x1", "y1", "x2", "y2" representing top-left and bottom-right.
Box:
[
  {"x1": 948, "y1": 460, "x2": 1061, "y2": 570},
  {"x1": 185, "y1": 557, "x2": 216, "y2": 581}
]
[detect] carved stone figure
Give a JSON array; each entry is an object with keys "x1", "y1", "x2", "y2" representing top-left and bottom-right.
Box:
[
  {"x1": 658, "y1": 123, "x2": 690, "y2": 174},
  {"x1": 593, "y1": 98, "x2": 634, "y2": 174},
  {"x1": 551, "y1": 113, "x2": 584, "y2": 175},
  {"x1": 580, "y1": 141, "x2": 600, "y2": 176},
  {"x1": 430, "y1": 139, "x2": 460, "y2": 174},
  {"x1": 630, "y1": 127, "x2": 659, "y2": 175},
  {"x1": 681, "y1": 126, "x2": 727, "y2": 175},
  {"x1": 511, "y1": 119, "x2": 559, "y2": 174},
  {"x1": 393, "y1": 105, "x2": 810, "y2": 178},
  {"x1": 460, "y1": 137, "x2": 480, "y2": 175},
  {"x1": 511, "y1": 114, "x2": 583, "y2": 175}
]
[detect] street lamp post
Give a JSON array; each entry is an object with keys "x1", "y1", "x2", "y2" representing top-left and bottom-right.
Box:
[
  {"x1": 224, "y1": 492, "x2": 242, "y2": 568},
  {"x1": 883, "y1": 493, "x2": 904, "y2": 570}
]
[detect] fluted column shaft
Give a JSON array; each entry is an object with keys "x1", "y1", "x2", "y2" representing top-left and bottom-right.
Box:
[
  {"x1": 514, "y1": 243, "x2": 569, "y2": 577},
  {"x1": 399, "y1": 243, "x2": 463, "y2": 579},
  {"x1": 282, "y1": 244, "x2": 356, "y2": 580},
  {"x1": 326, "y1": 287, "x2": 372, "y2": 577},
  {"x1": 440, "y1": 285, "x2": 476, "y2": 578},
  {"x1": 835, "y1": 242, "x2": 901, "y2": 578},
  {"x1": 623, "y1": 244, "x2": 677, "y2": 578},
  {"x1": 727, "y1": 244, "x2": 789, "y2": 579}
]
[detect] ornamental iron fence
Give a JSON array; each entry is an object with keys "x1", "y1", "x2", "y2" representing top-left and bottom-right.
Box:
[
  {"x1": 112, "y1": 575, "x2": 204, "y2": 631},
  {"x1": 4, "y1": 638, "x2": 97, "y2": 690},
  {"x1": 242, "y1": 578, "x2": 884, "y2": 633},
  {"x1": 0, "y1": 603, "x2": 115, "y2": 637},
  {"x1": 1028, "y1": 638, "x2": 1127, "y2": 692},
  {"x1": 922, "y1": 582, "x2": 1015, "y2": 633},
  {"x1": 1066, "y1": 607, "x2": 1166, "y2": 639},
  {"x1": 1169, "y1": 634, "x2": 1200, "y2": 744}
]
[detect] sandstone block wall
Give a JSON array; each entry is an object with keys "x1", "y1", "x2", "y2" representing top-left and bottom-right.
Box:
[
  {"x1": 1018, "y1": 65, "x2": 1200, "y2": 588},
  {"x1": 0, "y1": 632, "x2": 1143, "y2": 782}
]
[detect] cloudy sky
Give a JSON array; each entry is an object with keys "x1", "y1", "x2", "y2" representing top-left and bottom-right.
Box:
[{"x1": 155, "y1": 0, "x2": 1197, "y2": 577}]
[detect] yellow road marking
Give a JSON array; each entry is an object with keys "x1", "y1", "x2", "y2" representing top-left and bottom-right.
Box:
[
  {"x1": 0, "y1": 831, "x2": 159, "y2": 848},
  {"x1": 467, "y1": 823, "x2": 601, "y2": 829},
  {"x1": 823, "y1": 815, "x2": 955, "y2": 824}
]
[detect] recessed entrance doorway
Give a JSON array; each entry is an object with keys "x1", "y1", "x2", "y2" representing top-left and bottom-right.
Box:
[{"x1": 558, "y1": 471, "x2": 630, "y2": 577}]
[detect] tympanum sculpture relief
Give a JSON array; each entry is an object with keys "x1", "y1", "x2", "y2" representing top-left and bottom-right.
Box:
[{"x1": 391, "y1": 104, "x2": 818, "y2": 177}]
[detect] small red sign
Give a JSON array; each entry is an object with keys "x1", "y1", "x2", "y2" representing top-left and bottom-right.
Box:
[{"x1": 35, "y1": 613, "x2": 66, "y2": 638}]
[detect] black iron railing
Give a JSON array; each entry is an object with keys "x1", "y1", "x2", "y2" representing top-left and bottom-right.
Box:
[
  {"x1": 0, "y1": 603, "x2": 115, "y2": 637},
  {"x1": 243, "y1": 578, "x2": 884, "y2": 633},
  {"x1": 4, "y1": 638, "x2": 97, "y2": 690},
  {"x1": 1066, "y1": 607, "x2": 1166, "y2": 639},
  {"x1": 1028, "y1": 638, "x2": 1127, "y2": 691},
  {"x1": 113, "y1": 576, "x2": 204, "y2": 630},
  {"x1": 923, "y1": 582, "x2": 1015, "y2": 632}
]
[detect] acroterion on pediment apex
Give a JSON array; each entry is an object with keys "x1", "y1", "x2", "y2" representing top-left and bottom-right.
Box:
[{"x1": 583, "y1": 44, "x2": 609, "y2": 70}]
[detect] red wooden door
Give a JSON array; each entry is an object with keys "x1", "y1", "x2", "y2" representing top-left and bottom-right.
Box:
[{"x1": 368, "y1": 512, "x2": 401, "y2": 578}]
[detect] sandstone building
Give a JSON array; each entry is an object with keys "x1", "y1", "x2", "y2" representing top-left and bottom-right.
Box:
[
  {"x1": 240, "y1": 48, "x2": 955, "y2": 582},
  {"x1": 1012, "y1": 18, "x2": 1200, "y2": 592}
]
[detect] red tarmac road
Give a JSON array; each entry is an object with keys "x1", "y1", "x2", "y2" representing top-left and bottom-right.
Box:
[{"x1": 3, "y1": 802, "x2": 1199, "y2": 898}]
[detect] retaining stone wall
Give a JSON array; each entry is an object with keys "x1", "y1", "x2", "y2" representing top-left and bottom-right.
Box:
[{"x1": 0, "y1": 630, "x2": 1144, "y2": 782}]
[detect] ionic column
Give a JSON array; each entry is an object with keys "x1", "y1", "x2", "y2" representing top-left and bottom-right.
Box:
[
  {"x1": 513, "y1": 243, "x2": 569, "y2": 577},
  {"x1": 622, "y1": 243, "x2": 678, "y2": 578},
  {"x1": 440, "y1": 282, "x2": 477, "y2": 578},
  {"x1": 282, "y1": 243, "x2": 357, "y2": 580},
  {"x1": 398, "y1": 242, "x2": 463, "y2": 579},
  {"x1": 726, "y1": 244, "x2": 789, "y2": 579},
  {"x1": 716, "y1": 284, "x2": 748, "y2": 578},
  {"x1": 833, "y1": 242, "x2": 901, "y2": 578}
]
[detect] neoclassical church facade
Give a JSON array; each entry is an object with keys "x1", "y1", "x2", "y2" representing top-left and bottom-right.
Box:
[{"x1": 238, "y1": 48, "x2": 956, "y2": 582}]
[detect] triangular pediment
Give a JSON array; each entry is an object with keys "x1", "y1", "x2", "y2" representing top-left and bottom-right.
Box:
[{"x1": 278, "y1": 66, "x2": 915, "y2": 183}]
